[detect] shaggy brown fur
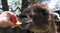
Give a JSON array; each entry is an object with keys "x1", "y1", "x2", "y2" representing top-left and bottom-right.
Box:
[{"x1": 20, "y1": 3, "x2": 57, "y2": 33}]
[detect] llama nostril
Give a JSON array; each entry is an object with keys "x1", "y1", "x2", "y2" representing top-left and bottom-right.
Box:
[{"x1": 20, "y1": 14, "x2": 27, "y2": 18}]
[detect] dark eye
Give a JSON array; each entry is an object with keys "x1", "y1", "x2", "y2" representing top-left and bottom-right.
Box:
[
  {"x1": 35, "y1": 8, "x2": 49, "y2": 16},
  {"x1": 41, "y1": 10, "x2": 49, "y2": 16}
]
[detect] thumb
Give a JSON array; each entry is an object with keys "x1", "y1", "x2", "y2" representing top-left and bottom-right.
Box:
[{"x1": 8, "y1": 21, "x2": 15, "y2": 28}]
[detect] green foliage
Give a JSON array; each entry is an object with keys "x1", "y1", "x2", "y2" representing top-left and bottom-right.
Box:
[{"x1": 55, "y1": 10, "x2": 60, "y2": 14}]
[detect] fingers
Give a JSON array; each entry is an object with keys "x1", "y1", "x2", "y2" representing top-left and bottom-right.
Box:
[
  {"x1": 0, "y1": 11, "x2": 21, "y2": 28},
  {"x1": 0, "y1": 21, "x2": 14, "y2": 28},
  {"x1": 7, "y1": 21, "x2": 15, "y2": 28}
]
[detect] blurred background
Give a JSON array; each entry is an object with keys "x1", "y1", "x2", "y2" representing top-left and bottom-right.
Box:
[
  {"x1": 0, "y1": 0, "x2": 60, "y2": 13},
  {"x1": 0, "y1": 0, "x2": 60, "y2": 33}
]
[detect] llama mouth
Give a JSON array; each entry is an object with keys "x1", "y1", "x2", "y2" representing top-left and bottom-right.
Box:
[{"x1": 18, "y1": 18, "x2": 33, "y2": 29}]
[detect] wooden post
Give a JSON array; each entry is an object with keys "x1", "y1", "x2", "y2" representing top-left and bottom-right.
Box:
[{"x1": 1, "y1": 0, "x2": 9, "y2": 11}]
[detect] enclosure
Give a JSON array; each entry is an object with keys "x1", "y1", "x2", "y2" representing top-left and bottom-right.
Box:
[{"x1": 0, "y1": 0, "x2": 60, "y2": 33}]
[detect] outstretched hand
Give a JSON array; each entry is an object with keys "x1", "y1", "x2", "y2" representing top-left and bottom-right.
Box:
[{"x1": 0, "y1": 11, "x2": 22, "y2": 28}]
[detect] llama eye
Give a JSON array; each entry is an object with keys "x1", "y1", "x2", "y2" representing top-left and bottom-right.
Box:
[{"x1": 41, "y1": 10, "x2": 49, "y2": 16}]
